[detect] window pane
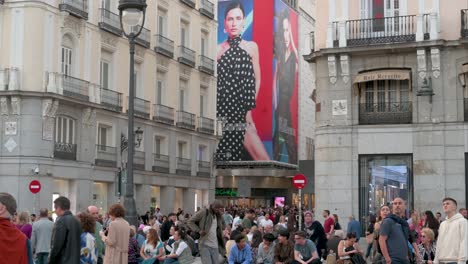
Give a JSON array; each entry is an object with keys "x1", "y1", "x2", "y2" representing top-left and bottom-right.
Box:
[
  {"x1": 365, "y1": 81, "x2": 374, "y2": 112},
  {"x1": 200, "y1": 95, "x2": 204, "y2": 116},
  {"x1": 180, "y1": 90, "x2": 185, "y2": 111},
  {"x1": 68, "y1": 119, "x2": 74, "y2": 144},
  {"x1": 155, "y1": 138, "x2": 161, "y2": 154},
  {"x1": 157, "y1": 81, "x2": 163, "y2": 105},
  {"x1": 377, "y1": 80, "x2": 385, "y2": 111},
  {"x1": 57, "y1": 117, "x2": 62, "y2": 142}
]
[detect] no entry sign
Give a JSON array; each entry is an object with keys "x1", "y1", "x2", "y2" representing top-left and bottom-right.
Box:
[
  {"x1": 29, "y1": 180, "x2": 41, "y2": 194},
  {"x1": 292, "y1": 174, "x2": 307, "y2": 189}
]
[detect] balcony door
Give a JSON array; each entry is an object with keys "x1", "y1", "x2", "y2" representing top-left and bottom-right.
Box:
[{"x1": 361, "y1": 0, "x2": 401, "y2": 36}]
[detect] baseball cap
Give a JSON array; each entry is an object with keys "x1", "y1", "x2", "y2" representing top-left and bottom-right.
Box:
[{"x1": 0, "y1": 193, "x2": 17, "y2": 216}]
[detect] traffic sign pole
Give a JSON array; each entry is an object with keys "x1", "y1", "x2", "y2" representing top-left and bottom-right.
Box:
[
  {"x1": 299, "y1": 189, "x2": 302, "y2": 231},
  {"x1": 292, "y1": 174, "x2": 307, "y2": 231}
]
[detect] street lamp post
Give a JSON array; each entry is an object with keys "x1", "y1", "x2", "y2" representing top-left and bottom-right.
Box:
[{"x1": 118, "y1": 0, "x2": 147, "y2": 227}]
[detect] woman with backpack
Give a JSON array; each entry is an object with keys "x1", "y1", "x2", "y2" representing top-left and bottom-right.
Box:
[{"x1": 371, "y1": 205, "x2": 390, "y2": 263}]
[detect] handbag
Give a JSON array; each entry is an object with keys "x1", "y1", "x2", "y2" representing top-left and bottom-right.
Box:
[
  {"x1": 351, "y1": 254, "x2": 366, "y2": 264},
  {"x1": 191, "y1": 209, "x2": 208, "y2": 240},
  {"x1": 365, "y1": 233, "x2": 373, "y2": 245}
]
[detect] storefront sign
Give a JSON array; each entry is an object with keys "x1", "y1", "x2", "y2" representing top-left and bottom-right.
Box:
[
  {"x1": 354, "y1": 70, "x2": 410, "y2": 83},
  {"x1": 215, "y1": 188, "x2": 238, "y2": 197}
]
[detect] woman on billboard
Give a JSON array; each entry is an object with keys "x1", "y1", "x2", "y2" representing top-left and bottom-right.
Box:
[
  {"x1": 216, "y1": 1, "x2": 269, "y2": 161},
  {"x1": 272, "y1": 9, "x2": 298, "y2": 164}
]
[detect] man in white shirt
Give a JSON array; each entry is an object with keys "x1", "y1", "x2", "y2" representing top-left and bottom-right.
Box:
[
  {"x1": 260, "y1": 213, "x2": 274, "y2": 229},
  {"x1": 434, "y1": 197, "x2": 467, "y2": 264}
]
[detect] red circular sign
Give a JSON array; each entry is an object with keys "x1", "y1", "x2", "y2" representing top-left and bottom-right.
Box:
[
  {"x1": 29, "y1": 180, "x2": 41, "y2": 194},
  {"x1": 293, "y1": 174, "x2": 307, "y2": 190}
]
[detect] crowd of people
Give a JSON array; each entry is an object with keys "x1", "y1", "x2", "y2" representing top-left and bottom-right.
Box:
[{"x1": 0, "y1": 191, "x2": 467, "y2": 264}]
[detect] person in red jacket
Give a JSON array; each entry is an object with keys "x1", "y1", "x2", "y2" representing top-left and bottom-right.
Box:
[{"x1": 0, "y1": 192, "x2": 31, "y2": 264}]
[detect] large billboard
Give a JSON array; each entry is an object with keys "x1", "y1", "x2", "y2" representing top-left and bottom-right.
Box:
[{"x1": 216, "y1": 0, "x2": 298, "y2": 164}]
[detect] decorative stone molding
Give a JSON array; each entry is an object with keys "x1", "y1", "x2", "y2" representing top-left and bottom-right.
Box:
[
  {"x1": 8, "y1": 68, "x2": 19, "y2": 91},
  {"x1": 158, "y1": 0, "x2": 170, "y2": 10},
  {"x1": 82, "y1": 108, "x2": 96, "y2": 126},
  {"x1": 181, "y1": 11, "x2": 191, "y2": 23},
  {"x1": 431, "y1": 48, "x2": 440, "y2": 78},
  {"x1": 10, "y1": 97, "x2": 20, "y2": 115},
  {"x1": 417, "y1": 49, "x2": 427, "y2": 80},
  {"x1": 179, "y1": 66, "x2": 191, "y2": 80},
  {"x1": 135, "y1": 46, "x2": 145, "y2": 63},
  {"x1": 340, "y1": 55, "x2": 350, "y2": 84},
  {"x1": 157, "y1": 56, "x2": 170, "y2": 72},
  {"x1": 0, "y1": 97, "x2": 8, "y2": 116},
  {"x1": 42, "y1": 99, "x2": 58, "y2": 141},
  {"x1": 62, "y1": 16, "x2": 83, "y2": 38},
  {"x1": 328, "y1": 56, "x2": 337, "y2": 84},
  {"x1": 101, "y1": 32, "x2": 118, "y2": 52}
]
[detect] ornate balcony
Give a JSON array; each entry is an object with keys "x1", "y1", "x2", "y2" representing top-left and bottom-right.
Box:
[
  {"x1": 133, "y1": 26, "x2": 151, "y2": 48},
  {"x1": 54, "y1": 142, "x2": 77, "y2": 160},
  {"x1": 154, "y1": 34, "x2": 174, "y2": 58},
  {"x1": 176, "y1": 157, "x2": 191, "y2": 176},
  {"x1": 462, "y1": 9, "x2": 468, "y2": 38},
  {"x1": 59, "y1": 0, "x2": 88, "y2": 20},
  {"x1": 99, "y1": 8, "x2": 122, "y2": 36},
  {"x1": 197, "y1": 160, "x2": 211, "y2": 177},
  {"x1": 199, "y1": 0, "x2": 214, "y2": 19},
  {"x1": 128, "y1": 97, "x2": 150, "y2": 119},
  {"x1": 153, "y1": 153, "x2": 169, "y2": 173},
  {"x1": 179, "y1": 0, "x2": 195, "y2": 9},
  {"x1": 95, "y1": 145, "x2": 117, "y2": 167},
  {"x1": 100, "y1": 88, "x2": 122, "y2": 112},
  {"x1": 198, "y1": 116, "x2": 214, "y2": 134},
  {"x1": 153, "y1": 104, "x2": 174, "y2": 125},
  {"x1": 178, "y1": 46, "x2": 196, "y2": 68},
  {"x1": 177, "y1": 111, "x2": 196, "y2": 130},
  {"x1": 134, "y1": 150, "x2": 145, "y2": 171},
  {"x1": 359, "y1": 102, "x2": 412, "y2": 125},
  {"x1": 199, "y1": 55, "x2": 214, "y2": 75}
]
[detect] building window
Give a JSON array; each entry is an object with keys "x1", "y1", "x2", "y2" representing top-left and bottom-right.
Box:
[
  {"x1": 178, "y1": 141, "x2": 187, "y2": 158},
  {"x1": 158, "y1": 9, "x2": 168, "y2": 37},
  {"x1": 61, "y1": 47, "x2": 72, "y2": 76},
  {"x1": 358, "y1": 79, "x2": 412, "y2": 124},
  {"x1": 55, "y1": 116, "x2": 75, "y2": 144},
  {"x1": 359, "y1": 154, "x2": 413, "y2": 234},
  {"x1": 305, "y1": 137, "x2": 314, "y2": 160},
  {"x1": 198, "y1": 145, "x2": 206, "y2": 161},
  {"x1": 100, "y1": 61, "x2": 109, "y2": 90},
  {"x1": 154, "y1": 136, "x2": 167, "y2": 154},
  {"x1": 180, "y1": 21, "x2": 189, "y2": 47},
  {"x1": 179, "y1": 79, "x2": 188, "y2": 111},
  {"x1": 97, "y1": 124, "x2": 112, "y2": 148},
  {"x1": 201, "y1": 33, "x2": 208, "y2": 56},
  {"x1": 156, "y1": 71, "x2": 165, "y2": 105},
  {"x1": 200, "y1": 87, "x2": 208, "y2": 117}
]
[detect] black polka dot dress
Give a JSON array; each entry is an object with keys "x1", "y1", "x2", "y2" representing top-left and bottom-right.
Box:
[{"x1": 216, "y1": 36, "x2": 257, "y2": 161}]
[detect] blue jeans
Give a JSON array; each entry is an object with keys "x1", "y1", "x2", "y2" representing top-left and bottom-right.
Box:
[
  {"x1": 163, "y1": 258, "x2": 179, "y2": 264},
  {"x1": 35, "y1": 252, "x2": 49, "y2": 264}
]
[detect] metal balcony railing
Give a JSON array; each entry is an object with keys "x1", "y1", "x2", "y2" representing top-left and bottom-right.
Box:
[
  {"x1": 199, "y1": 0, "x2": 214, "y2": 19},
  {"x1": 179, "y1": 0, "x2": 195, "y2": 8},
  {"x1": 59, "y1": 0, "x2": 88, "y2": 20},
  {"x1": 462, "y1": 9, "x2": 468, "y2": 38},
  {"x1": 0, "y1": 0, "x2": 4, "y2": 4},
  {"x1": 62, "y1": 75, "x2": 90, "y2": 102},
  {"x1": 333, "y1": 15, "x2": 417, "y2": 47},
  {"x1": 176, "y1": 157, "x2": 191, "y2": 175},
  {"x1": 95, "y1": 145, "x2": 117, "y2": 167},
  {"x1": 199, "y1": 55, "x2": 214, "y2": 75},
  {"x1": 134, "y1": 150, "x2": 145, "y2": 170},
  {"x1": 54, "y1": 142, "x2": 77, "y2": 160},
  {"x1": 100, "y1": 88, "x2": 122, "y2": 112},
  {"x1": 464, "y1": 98, "x2": 468, "y2": 121},
  {"x1": 198, "y1": 116, "x2": 214, "y2": 134},
  {"x1": 177, "y1": 111, "x2": 196, "y2": 130},
  {"x1": 197, "y1": 160, "x2": 211, "y2": 177},
  {"x1": 359, "y1": 102, "x2": 412, "y2": 125},
  {"x1": 153, "y1": 104, "x2": 174, "y2": 125},
  {"x1": 99, "y1": 8, "x2": 122, "y2": 36},
  {"x1": 133, "y1": 26, "x2": 151, "y2": 48},
  {"x1": 154, "y1": 34, "x2": 174, "y2": 58},
  {"x1": 153, "y1": 153, "x2": 170, "y2": 173},
  {"x1": 128, "y1": 97, "x2": 150, "y2": 119},
  {"x1": 178, "y1": 46, "x2": 196, "y2": 68}
]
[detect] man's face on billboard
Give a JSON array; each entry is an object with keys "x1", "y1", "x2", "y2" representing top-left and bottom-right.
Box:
[{"x1": 225, "y1": 8, "x2": 244, "y2": 38}]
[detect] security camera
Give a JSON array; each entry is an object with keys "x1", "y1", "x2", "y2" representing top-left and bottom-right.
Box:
[{"x1": 34, "y1": 167, "x2": 39, "y2": 175}]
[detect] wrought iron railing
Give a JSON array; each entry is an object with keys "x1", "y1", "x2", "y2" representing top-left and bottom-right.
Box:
[
  {"x1": 153, "y1": 153, "x2": 170, "y2": 173},
  {"x1": 99, "y1": 8, "x2": 122, "y2": 36},
  {"x1": 199, "y1": 55, "x2": 214, "y2": 75},
  {"x1": 59, "y1": 0, "x2": 88, "y2": 19},
  {"x1": 176, "y1": 157, "x2": 191, "y2": 175},
  {"x1": 54, "y1": 142, "x2": 77, "y2": 160},
  {"x1": 154, "y1": 34, "x2": 174, "y2": 58},
  {"x1": 153, "y1": 104, "x2": 174, "y2": 125},
  {"x1": 177, "y1": 111, "x2": 196, "y2": 130},
  {"x1": 128, "y1": 97, "x2": 150, "y2": 119},
  {"x1": 197, "y1": 160, "x2": 211, "y2": 177},
  {"x1": 462, "y1": 9, "x2": 468, "y2": 38},
  {"x1": 198, "y1": 116, "x2": 214, "y2": 134},
  {"x1": 345, "y1": 15, "x2": 416, "y2": 46},
  {"x1": 178, "y1": 46, "x2": 196, "y2": 67},
  {"x1": 179, "y1": 0, "x2": 195, "y2": 8},
  {"x1": 359, "y1": 102, "x2": 412, "y2": 125},
  {"x1": 133, "y1": 26, "x2": 151, "y2": 48},
  {"x1": 134, "y1": 150, "x2": 145, "y2": 170},
  {"x1": 95, "y1": 145, "x2": 117, "y2": 167},
  {"x1": 100, "y1": 88, "x2": 122, "y2": 112},
  {"x1": 62, "y1": 75, "x2": 90, "y2": 102},
  {"x1": 423, "y1": 13, "x2": 430, "y2": 40},
  {"x1": 464, "y1": 98, "x2": 468, "y2": 121},
  {"x1": 199, "y1": 0, "x2": 214, "y2": 19}
]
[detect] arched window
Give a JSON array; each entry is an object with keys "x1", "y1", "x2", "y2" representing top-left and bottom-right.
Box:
[{"x1": 61, "y1": 34, "x2": 74, "y2": 76}]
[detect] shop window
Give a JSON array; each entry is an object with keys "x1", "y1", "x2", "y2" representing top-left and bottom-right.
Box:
[{"x1": 359, "y1": 154, "x2": 413, "y2": 235}]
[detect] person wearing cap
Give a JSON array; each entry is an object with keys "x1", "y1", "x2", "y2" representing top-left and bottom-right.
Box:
[
  {"x1": 274, "y1": 229, "x2": 294, "y2": 264},
  {"x1": 434, "y1": 197, "x2": 467, "y2": 264},
  {"x1": 0, "y1": 192, "x2": 34, "y2": 264},
  {"x1": 49, "y1": 196, "x2": 82, "y2": 264}
]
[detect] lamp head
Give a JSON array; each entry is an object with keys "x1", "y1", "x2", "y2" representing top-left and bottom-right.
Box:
[
  {"x1": 119, "y1": 0, "x2": 147, "y2": 36},
  {"x1": 135, "y1": 127, "x2": 143, "y2": 147}
]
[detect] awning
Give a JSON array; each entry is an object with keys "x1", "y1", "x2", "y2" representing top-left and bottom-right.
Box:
[{"x1": 353, "y1": 69, "x2": 411, "y2": 96}]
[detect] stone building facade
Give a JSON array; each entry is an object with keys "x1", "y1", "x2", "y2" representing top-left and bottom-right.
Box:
[{"x1": 0, "y1": 0, "x2": 218, "y2": 215}]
